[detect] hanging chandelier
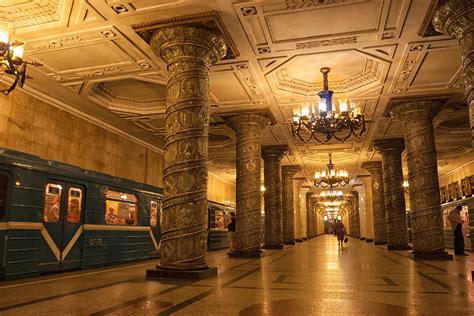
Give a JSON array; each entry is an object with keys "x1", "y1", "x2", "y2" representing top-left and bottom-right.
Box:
[
  {"x1": 291, "y1": 67, "x2": 366, "y2": 143},
  {"x1": 320, "y1": 189, "x2": 344, "y2": 199},
  {"x1": 0, "y1": 20, "x2": 41, "y2": 95},
  {"x1": 313, "y1": 153, "x2": 350, "y2": 188}
]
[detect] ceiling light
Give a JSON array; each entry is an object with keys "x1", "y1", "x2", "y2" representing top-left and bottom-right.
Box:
[
  {"x1": 291, "y1": 67, "x2": 366, "y2": 143},
  {"x1": 0, "y1": 19, "x2": 42, "y2": 95},
  {"x1": 313, "y1": 153, "x2": 350, "y2": 188}
]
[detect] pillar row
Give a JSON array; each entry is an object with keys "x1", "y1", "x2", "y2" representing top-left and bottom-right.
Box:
[
  {"x1": 350, "y1": 190, "x2": 361, "y2": 238},
  {"x1": 361, "y1": 161, "x2": 387, "y2": 245},
  {"x1": 282, "y1": 165, "x2": 301, "y2": 245},
  {"x1": 262, "y1": 145, "x2": 288, "y2": 249},
  {"x1": 392, "y1": 99, "x2": 452, "y2": 260},
  {"x1": 226, "y1": 114, "x2": 270, "y2": 256},
  {"x1": 306, "y1": 191, "x2": 313, "y2": 239},
  {"x1": 150, "y1": 26, "x2": 227, "y2": 271},
  {"x1": 374, "y1": 138, "x2": 411, "y2": 251}
]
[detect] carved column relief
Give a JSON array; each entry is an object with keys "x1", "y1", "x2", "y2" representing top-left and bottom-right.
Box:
[
  {"x1": 310, "y1": 196, "x2": 318, "y2": 237},
  {"x1": 150, "y1": 26, "x2": 227, "y2": 270},
  {"x1": 226, "y1": 114, "x2": 270, "y2": 255},
  {"x1": 434, "y1": 0, "x2": 474, "y2": 146},
  {"x1": 362, "y1": 161, "x2": 387, "y2": 244},
  {"x1": 374, "y1": 139, "x2": 411, "y2": 250},
  {"x1": 262, "y1": 145, "x2": 288, "y2": 248},
  {"x1": 293, "y1": 179, "x2": 305, "y2": 241},
  {"x1": 392, "y1": 100, "x2": 450, "y2": 258},
  {"x1": 282, "y1": 165, "x2": 301, "y2": 245},
  {"x1": 306, "y1": 191, "x2": 313, "y2": 238},
  {"x1": 351, "y1": 190, "x2": 361, "y2": 238}
]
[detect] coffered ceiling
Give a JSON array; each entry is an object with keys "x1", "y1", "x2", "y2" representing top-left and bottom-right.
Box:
[{"x1": 2, "y1": 0, "x2": 472, "y2": 187}]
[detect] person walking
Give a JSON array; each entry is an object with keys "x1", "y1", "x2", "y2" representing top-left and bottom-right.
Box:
[
  {"x1": 448, "y1": 205, "x2": 468, "y2": 256},
  {"x1": 334, "y1": 219, "x2": 346, "y2": 247},
  {"x1": 227, "y1": 212, "x2": 236, "y2": 252}
]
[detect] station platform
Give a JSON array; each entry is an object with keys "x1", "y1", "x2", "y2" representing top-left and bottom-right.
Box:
[{"x1": 0, "y1": 235, "x2": 473, "y2": 315}]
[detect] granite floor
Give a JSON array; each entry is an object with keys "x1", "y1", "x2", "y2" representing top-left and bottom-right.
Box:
[{"x1": 1, "y1": 235, "x2": 474, "y2": 315}]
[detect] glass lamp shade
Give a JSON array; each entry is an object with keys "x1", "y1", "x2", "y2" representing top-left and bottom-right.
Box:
[
  {"x1": 12, "y1": 45, "x2": 24, "y2": 59},
  {"x1": 0, "y1": 28, "x2": 8, "y2": 44}
]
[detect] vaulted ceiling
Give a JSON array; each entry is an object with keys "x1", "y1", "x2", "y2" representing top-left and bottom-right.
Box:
[{"x1": 2, "y1": 0, "x2": 472, "y2": 186}]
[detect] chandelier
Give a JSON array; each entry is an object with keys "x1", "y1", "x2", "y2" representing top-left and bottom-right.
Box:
[
  {"x1": 320, "y1": 189, "x2": 344, "y2": 198},
  {"x1": 0, "y1": 20, "x2": 41, "y2": 95},
  {"x1": 291, "y1": 67, "x2": 366, "y2": 143},
  {"x1": 313, "y1": 153, "x2": 350, "y2": 188}
]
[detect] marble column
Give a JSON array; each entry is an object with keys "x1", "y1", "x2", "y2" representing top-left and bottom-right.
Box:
[
  {"x1": 310, "y1": 196, "x2": 318, "y2": 237},
  {"x1": 226, "y1": 114, "x2": 270, "y2": 258},
  {"x1": 306, "y1": 191, "x2": 313, "y2": 239},
  {"x1": 262, "y1": 145, "x2": 288, "y2": 249},
  {"x1": 373, "y1": 139, "x2": 411, "y2": 251},
  {"x1": 359, "y1": 176, "x2": 374, "y2": 242},
  {"x1": 282, "y1": 165, "x2": 301, "y2": 245},
  {"x1": 293, "y1": 179, "x2": 305, "y2": 242},
  {"x1": 149, "y1": 26, "x2": 226, "y2": 277},
  {"x1": 361, "y1": 161, "x2": 387, "y2": 245},
  {"x1": 350, "y1": 191, "x2": 361, "y2": 238},
  {"x1": 433, "y1": 0, "x2": 474, "y2": 146},
  {"x1": 392, "y1": 99, "x2": 452, "y2": 260}
]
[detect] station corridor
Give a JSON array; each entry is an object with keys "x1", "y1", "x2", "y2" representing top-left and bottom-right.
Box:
[{"x1": 0, "y1": 235, "x2": 472, "y2": 315}]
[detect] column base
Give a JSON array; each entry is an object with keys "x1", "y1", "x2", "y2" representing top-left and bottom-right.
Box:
[
  {"x1": 227, "y1": 250, "x2": 265, "y2": 258},
  {"x1": 302, "y1": 237, "x2": 308, "y2": 240},
  {"x1": 373, "y1": 241, "x2": 387, "y2": 245},
  {"x1": 295, "y1": 239, "x2": 304, "y2": 243},
  {"x1": 360, "y1": 237, "x2": 366, "y2": 241},
  {"x1": 262, "y1": 244, "x2": 285, "y2": 249},
  {"x1": 146, "y1": 266, "x2": 217, "y2": 280},
  {"x1": 411, "y1": 252, "x2": 453, "y2": 261},
  {"x1": 284, "y1": 241, "x2": 296, "y2": 245},
  {"x1": 387, "y1": 245, "x2": 412, "y2": 251},
  {"x1": 365, "y1": 238, "x2": 374, "y2": 243}
]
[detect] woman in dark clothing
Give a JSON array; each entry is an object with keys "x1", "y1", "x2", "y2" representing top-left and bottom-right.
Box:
[
  {"x1": 448, "y1": 205, "x2": 468, "y2": 256},
  {"x1": 227, "y1": 212, "x2": 236, "y2": 251}
]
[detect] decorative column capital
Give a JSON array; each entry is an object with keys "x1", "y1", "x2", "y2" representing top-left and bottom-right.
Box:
[
  {"x1": 150, "y1": 26, "x2": 227, "y2": 68},
  {"x1": 390, "y1": 98, "x2": 446, "y2": 124},
  {"x1": 373, "y1": 138, "x2": 405, "y2": 156},
  {"x1": 262, "y1": 144, "x2": 289, "y2": 161},
  {"x1": 361, "y1": 161, "x2": 383, "y2": 175},
  {"x1": 282, "y1": 165, "x2": 301, "y2": 177},
  {"x1": 225, "y1": 113, "x2": 271, "y2": 132},
  {"x1": 433, "y1": 0, "x2": 474, "y2": 40}
]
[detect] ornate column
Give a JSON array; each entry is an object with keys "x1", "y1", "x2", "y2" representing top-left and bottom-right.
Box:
[
  {"x1": 293, "y1": 179, "x2": 305, "y2": 242},
  {"x1": 433, "y1": 0, "x2": 474, "y2": 146},
  {"x1": 225, "y1": 114, "x2": 270, "y2": 258},
  {"x1": 350, "y1": 191, "x2": 361, "y2": 238},
  {"x1": 361, "y1": 161, "x2": 387, "y2": 245},
  {"x1": 305, "y1": 191, "x2": 313, "y2": 239},
  {"x1": 359, "y1": 176, "x2": 374, "y2": 242},
  {"x1": 310, "y1": 196, "x2": 318, "y2": 237},
  {"x1": 373, "y1": 139, "x2": 411, "y2": 251},
  {"x1": 147, "y1": 26, "x2": 226, "y2": 278},
  {"x1": 262, "y1": 145, "x2": 288, "y2": 249},
  {"x1": 392, "y1": 99, "x2": 452, "y2": 260},
  {"x1": 281, "y1": 165, "x2": 301, "y2": 245}
]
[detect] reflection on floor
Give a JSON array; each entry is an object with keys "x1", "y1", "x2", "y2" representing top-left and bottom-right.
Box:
[{"x1": 1, "y1": 235, "x2": 474, "y2": 315}]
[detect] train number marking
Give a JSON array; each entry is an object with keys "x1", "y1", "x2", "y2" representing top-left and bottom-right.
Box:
[{"x1": 89, "y1": 238, "x2": 103, "y2": 246}]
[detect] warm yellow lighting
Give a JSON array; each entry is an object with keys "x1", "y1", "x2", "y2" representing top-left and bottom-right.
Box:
[
  {"x1": 14, "y1": 180, "x2": 21, "y2": 186},
  {"x1": 314, "y1": 171, "x2": 321, "y2": 179},
  {"x1": 260, "y1": 185, "x2": 266, "y2": 192},
  {"x1": 0, "y1": 28, "x2": 8, "y2": 44},
  {"x1": 301, "y1": 106, "x2": 310, "y2": 117},
  {"x1": 338, "y1": 98, "x2": 348, "y2": 112},
  {"x1": 403, "y1": 180, "x2": 409, "y2": 188},
  {"x1": 12, "y1": 45, "x2": 24, "y2": 59}
]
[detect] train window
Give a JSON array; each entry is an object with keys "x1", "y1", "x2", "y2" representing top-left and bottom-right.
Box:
[
  {"x1": 67, "y1": 188, "x2": 82, "y2": 224},
  {"x1": 150, "y1": 200, "x2": 161, "y2": 227},
  {"x1": 214, "y1": 210, "x2": 226, "y2": 229},
  {"x1": 0, "y1": 174, "x2": 8, "y2": 219},
  {"x1": 105, "y1": 190, "x2": 138, "y2": 225},
  {"x1": 43, "y1": 183, "x2": 62, "y2": 222}
]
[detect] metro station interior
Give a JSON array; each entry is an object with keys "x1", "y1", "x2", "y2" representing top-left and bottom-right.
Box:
[{"x1": 0, "y1": 0, "x2": 474, "y2": 314}]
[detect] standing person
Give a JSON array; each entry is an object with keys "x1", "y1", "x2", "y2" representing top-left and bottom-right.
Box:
[
  {"x1": 334, "y1": 219, "x2": 346, "y2": 247},
  {"x1": 448, "y1": 205, "x2": 468, "y2": 256},
  {"x1": 227, "y1": 212, "x2": 236, "y2": 251}
]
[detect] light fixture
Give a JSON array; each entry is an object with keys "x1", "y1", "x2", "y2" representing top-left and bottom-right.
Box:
[
  {"x1": 403, "y1": 180, "x2": 409, "y2": 194},
  {"x1": 0, "y1": 19, "x2": 41, "y2": 95},
  {"x1": 291, "y1": 67, "x2": 366, "y2": 143},
  {"x1": 260, "y1": 185, "x2": 266, "y2": 193},
  {"x1": 322, "y1": 201, "x2": 342, "y2": 207},
  {"x1": 320, "y1": 189, "x2": 344, "y2": 199},
  {"x1": 313, "y1": 153, "x2": 350, "y2": 188}
]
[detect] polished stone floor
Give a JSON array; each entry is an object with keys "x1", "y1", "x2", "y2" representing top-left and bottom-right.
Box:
[{"x1": 1, "y1": 235, "x2": 474, "y2": 315}]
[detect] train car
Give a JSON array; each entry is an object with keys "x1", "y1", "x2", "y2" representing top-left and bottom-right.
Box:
[
  {"x1": 207, "y1": 201, "x2": 235, "y2": 250},
  {"x1": 0, "y1": 148, "x2": 163, "y2": 280}
]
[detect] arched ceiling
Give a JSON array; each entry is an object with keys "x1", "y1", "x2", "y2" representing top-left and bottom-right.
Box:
[{"x1": 2, "y1": 0, "x2": 472, "y2": 186}]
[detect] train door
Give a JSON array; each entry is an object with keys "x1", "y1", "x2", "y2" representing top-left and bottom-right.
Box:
[{"x1": 40, "y1": 182, "x2": 85, "y2": 272}]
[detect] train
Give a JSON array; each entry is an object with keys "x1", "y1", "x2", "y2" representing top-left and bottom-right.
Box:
[{"x1": 0, "y1": 147, "x2": 234, "y2": 280}]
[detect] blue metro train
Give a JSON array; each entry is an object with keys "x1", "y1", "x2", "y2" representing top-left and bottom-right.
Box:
[{"x1": 0, "y1": 148, "x2": 234, "y2": 280}]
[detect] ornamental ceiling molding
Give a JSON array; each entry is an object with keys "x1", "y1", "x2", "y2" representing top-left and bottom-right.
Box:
[
  {"x1": 284, "y1": 0, "x2": 373, "y2": 10},
  {"x1": 270, "y1": 55, "x2": 386, "y2": 96},
  {"x1": 0, "y1": 0, "x2": 72, "y2": 31}
]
